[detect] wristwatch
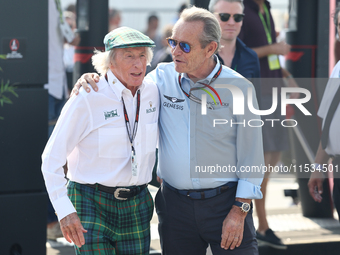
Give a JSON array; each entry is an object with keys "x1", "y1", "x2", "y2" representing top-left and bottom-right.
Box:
[{"x1": 233, "y1": 201, "x2": 251, "y2": 213}]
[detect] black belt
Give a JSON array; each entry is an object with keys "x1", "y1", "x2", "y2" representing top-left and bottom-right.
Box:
[
  {"x1": 163, "y1": 181, "x2": 237, "y2": 200},
  {"x1": 84, "y1": 183, "x2": 147, "y2": 200}
]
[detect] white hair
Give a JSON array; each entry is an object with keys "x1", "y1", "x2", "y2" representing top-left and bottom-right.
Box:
[{"x1": 91, "y1": 47, "x2": 153, "y2": 76}]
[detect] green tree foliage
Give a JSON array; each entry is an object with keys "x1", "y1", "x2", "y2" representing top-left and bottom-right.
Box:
[{"x1": 0, "y1": 54, "x2": 18, "y2": 120}]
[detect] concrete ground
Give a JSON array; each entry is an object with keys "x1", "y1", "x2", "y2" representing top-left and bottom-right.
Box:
[{"x1": 47, "y1": 173, "x2": 340, "y2": 255}]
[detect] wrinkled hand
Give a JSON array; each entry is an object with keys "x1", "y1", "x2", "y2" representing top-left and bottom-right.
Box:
[
  {"x1": 220, "y1": 207, "x2": 246, "y2": 250},
  {"x1": 60, "y1": 212, "x2": 87, "y2": 247},
  {"x1": 70, "y1": 73, "x2": 100, "y2": 97},
  {"x1": 273, "y1": 41, "x2": 291, "y2": 56},
  {"x1": 308, "y1": 171, "x2": 325, "y2": 203}
]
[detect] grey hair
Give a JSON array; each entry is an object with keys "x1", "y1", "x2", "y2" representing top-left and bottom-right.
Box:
[
  {"x1": 208, "y1": 0, "x2": 244, "y2": 12},
  {"x1": 333, "y1": 4, "x2": 340, "y2": 26},
  {"x1": 91, "y1": 47, "x2": 153, "y2": 76},
  {"x1": 178, "y1": 6, "x2": 221, "y2": 54}
]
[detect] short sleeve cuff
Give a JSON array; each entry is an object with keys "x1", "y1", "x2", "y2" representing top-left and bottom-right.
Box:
[
  {"x1": 53, "y1": 196, "x2": 77, "y2": 222},
  {"x1": 236, "y1": 179, "x2": 263, "y2": 199}
]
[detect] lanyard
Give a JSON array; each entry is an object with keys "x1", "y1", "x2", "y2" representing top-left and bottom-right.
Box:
[
  {"x1": 104, "y1": 74, "x2": 141, "y2": 153},
  {"x1": 178, "y1": 63, "x2": 223, "y2": 106},
  {"x1": 54, "y1": 0, "x2": 64, "y2": 24},
  {"x1": 258, "y1": 3, "x2": 272, "y2": 44},
  {"x1": 122, "y1": 90, "x2": 140, "y2": 154}
]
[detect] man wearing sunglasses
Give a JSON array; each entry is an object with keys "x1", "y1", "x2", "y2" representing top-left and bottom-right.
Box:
[
  {"x1": 238, "y1": 0, "x2": 300, "y2": 250},
  {"x1": 73, "y1": 6, "x2": 264, "y2": 255},
  {"x1": 209, "y1": 0, "x2": 261, "y2": 104}
]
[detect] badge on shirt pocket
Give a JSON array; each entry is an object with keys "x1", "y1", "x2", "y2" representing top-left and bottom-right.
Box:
[
  {"x1": 268, "y1": 54, "x2": 281, "y2": 70},
  {"x1": 131, "y1": 150, "x2": 138, "y2": 177}
]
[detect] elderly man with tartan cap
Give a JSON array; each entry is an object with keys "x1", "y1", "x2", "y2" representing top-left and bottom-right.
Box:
[{"x1": 41, "y1": 27, "x2": 159, "y2": 254}]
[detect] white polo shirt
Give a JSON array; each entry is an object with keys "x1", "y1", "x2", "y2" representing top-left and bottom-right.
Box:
[
  {"x1": 41, "y1": 70, "x2": 159, "y2": 221},
  {"x1": 318, "y1": 61, "x2": 340, "y2": 155}
]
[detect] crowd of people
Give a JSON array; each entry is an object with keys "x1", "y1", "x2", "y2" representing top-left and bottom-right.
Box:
[{"x1": 41, "y1": 0, "x2": 340, "y2": 254}]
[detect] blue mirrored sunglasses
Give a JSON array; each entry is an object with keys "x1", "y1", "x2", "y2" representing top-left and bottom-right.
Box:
[{"x1": 166, "y1": 38, "x2": 191, "y2": 53}]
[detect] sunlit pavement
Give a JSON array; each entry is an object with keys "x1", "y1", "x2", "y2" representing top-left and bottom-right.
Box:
[{"x1": 47, "y1": 174, "x2": 340, "y2": 255}]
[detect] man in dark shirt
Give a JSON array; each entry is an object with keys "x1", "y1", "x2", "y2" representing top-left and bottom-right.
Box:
[{"x1": 239, "y1": 0, "x2": 299, "y2": 250}]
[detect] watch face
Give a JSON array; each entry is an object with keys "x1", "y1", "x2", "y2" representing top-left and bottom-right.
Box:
[{"x1": 241, "y1": 203, "x2": 250, "y2": 212}]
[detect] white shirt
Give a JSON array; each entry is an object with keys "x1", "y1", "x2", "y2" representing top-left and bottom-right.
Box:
[
  {"x1": 41, "y1": 70, "x2": 159, "y2": 221},
  {"x1": 318, "y1": 60, "x2": 340, "y2": 155},
  {"x1": 63, "y1": 43, "x2": 75, "y2": 72},
  {"x1": 44, "y1": 0, "x2": 68, "y2": 99}
]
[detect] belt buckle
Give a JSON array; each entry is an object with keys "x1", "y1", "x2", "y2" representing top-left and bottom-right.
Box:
[
  {"x1": 114, "y1": 188, "x2": 130, "y2": 200},
  {"x1": 186, "y1": 190, "x2": 204, "y2": 199}
]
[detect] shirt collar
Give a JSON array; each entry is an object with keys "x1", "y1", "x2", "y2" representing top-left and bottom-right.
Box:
[
  {"x1": 180, "y1": 55, "x2": 220, "y2": 85},
  {"x1": 106, "y1": 70, "x2": 145, "y2": 101}
]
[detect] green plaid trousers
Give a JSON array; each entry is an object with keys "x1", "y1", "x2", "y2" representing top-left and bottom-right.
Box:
[{"x1": 67, "y1": 181, "x2": 154, "y2": 255}]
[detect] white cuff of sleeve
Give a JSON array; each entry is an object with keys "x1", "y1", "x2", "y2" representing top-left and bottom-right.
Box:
[
  {"x1": 236, "y1": 179, "x2": 263, "y2": 199},
  {"x1": 53, "y1": 196, "x2": 77, "y2": 222}
]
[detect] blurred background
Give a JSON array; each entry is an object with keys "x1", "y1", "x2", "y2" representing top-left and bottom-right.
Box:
[{"x1": 61, "y1": 0, "x2": 290, "y2": 34}]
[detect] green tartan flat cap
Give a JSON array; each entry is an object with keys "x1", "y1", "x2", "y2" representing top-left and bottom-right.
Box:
[{"x1": 104, "y1": 26, "x2": 156, "y2": 51}]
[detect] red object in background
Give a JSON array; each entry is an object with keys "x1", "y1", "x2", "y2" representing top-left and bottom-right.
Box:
[
  {"x1": 74, "y1": 53, "x2": 92, "y2": 64},
  {"x1": 74, "y1": 46, "x2": 105, "y2": 64},
  {"x1": 9, "y1": 38, "x2": 19, "y2": 51},
  {"x1": 286, "y1": 51, "x2": 304, "y2": 62},
  {"x1": 286, "y1": 104, "x2": 295, "y2": 119}
]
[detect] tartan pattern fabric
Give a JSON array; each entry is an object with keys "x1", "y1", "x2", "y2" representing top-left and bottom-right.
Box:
[
  {"x1": 104, "y1": 26, "x2": 155, "y2": 51},
  {"x1": 67, "y1": 181, "x2": 154, "y2": 255}
]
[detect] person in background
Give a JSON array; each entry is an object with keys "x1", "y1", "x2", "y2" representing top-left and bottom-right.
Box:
[
  {"x1": 66, "y1": 3, "x2": 76, "y2": 14},
  {"x1": 308, "y1": 5, "x2": 340, "y2": 215},
  {"x1": 308, "y1": 5, "x2": 340, "y2": 222},
  {"x1": 333, "y1": 6, "x2": 340, "y2": 63},
  {"x1": 172, "y1": 3, "x2": 188, "y2": 24},
  {"x1": 45, "y1": 0, "x2": 80, "y2": 240},
  {"x1": 144, "y1": 14, "x2": 163, "y2": 55},
  {"x1": 209, "y1": 0, "x2": 261, "y2": 103},
  {"x1": 239, "y1": 0, "x2": 299, "y2": 249},
  {"x1": 276, "y1": 12, "x2": 289, "y2": 69},
  {"x1": 63, "y1": 10, "x2": 77, "y2": 92},
  {"x1": 148, "y1": 24, "x2": 173, "y2": 72},
  {"x1": 42, "y1": 27, "x2": 159, "y2": 254},
  {"x1": 308, "y1": 60, "x2": 340, "y2": 221},
  {"x1": 108, "y1": 9, "x2": 121, "y2": 31}
]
